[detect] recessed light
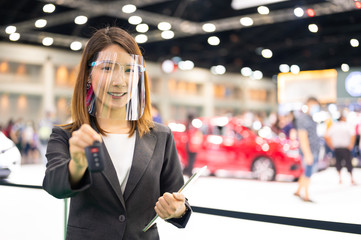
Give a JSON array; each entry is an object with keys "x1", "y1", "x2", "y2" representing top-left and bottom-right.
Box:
[
  {"x1": 70, "y1": 41, "x2": 82, "y2": 51},
  {"x1": 35, "y1": 19, "x2": 47, "y2": 28}
]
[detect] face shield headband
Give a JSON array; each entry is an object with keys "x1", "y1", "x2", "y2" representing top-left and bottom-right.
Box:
[{"x1": 86, "y1": 52, "x2": 145, "y2": 120}]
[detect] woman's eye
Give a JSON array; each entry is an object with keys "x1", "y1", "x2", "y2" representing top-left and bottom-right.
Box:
[
  {"x1": 125, "y1": 67, "x2": 135, "y2": 73},
  {"x1": 101, "y1": 66, "x2": 112, "y2": 71}
]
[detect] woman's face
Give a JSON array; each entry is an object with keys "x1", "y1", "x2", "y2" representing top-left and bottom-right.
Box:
[{"x1": 90, "y1": 44, "x2": 141, "y2": 114}]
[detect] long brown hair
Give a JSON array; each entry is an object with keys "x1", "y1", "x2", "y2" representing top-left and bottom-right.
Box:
[{"x1": 64, "y1": 27, "x2": 154, "y2": 137}]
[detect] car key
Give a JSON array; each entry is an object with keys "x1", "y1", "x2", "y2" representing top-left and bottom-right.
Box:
[{"x1": 85, "y1": 141, "x2": 105, "y2": 172}]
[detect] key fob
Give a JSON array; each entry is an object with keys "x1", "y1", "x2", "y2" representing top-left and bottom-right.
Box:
[{"x1": 85, "y1": 141, "x2": 105, "y2": 172}]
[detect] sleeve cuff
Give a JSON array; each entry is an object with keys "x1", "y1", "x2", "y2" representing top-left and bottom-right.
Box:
[
  {"x1": 70, "y1": 168, "x2": 92, "y2": 192},
  {"x1": 166, "y1": 200, "x2": 192, "y2": 228}
]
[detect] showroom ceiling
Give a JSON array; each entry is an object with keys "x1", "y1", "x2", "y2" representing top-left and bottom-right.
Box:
[{"x1": 0, "y1": 0, "x2": 360, "y2": 79}]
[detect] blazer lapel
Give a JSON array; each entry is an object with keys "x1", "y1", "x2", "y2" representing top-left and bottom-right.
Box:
[
  {"x1": 101, "y1": 141, "x2": 126, "y2": 209},
  {"x1": 123, "y1": 129, "x2": 157, "y2": 201}
]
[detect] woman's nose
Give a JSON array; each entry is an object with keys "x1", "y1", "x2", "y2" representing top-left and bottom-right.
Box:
[
  {"x1": 112, "y1": 76, "x2": 127, "y2": 87},
  {"x1": 111, "y1": 69, "x2": 126, "y2": 85}
]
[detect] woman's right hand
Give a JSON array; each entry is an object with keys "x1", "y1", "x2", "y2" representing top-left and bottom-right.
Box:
[{"x1": 68, "y1": 124, "x2": 102, "y2": 185}]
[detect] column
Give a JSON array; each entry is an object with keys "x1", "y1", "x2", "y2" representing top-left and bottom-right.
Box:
[
  {"x1": 203, "y1": 79, "x2": 214, "y2": 117},
  {"x1": 42, "y1": 56, "x2": 55, "y2": 114}
]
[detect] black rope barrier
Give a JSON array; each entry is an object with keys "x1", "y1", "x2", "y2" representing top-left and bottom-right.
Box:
[
  {"x1": 192, "y1": 206, "x2": 361, "y2": 235},
  {"x1": 0, "y1": 180, "x2": 43, "y2": 189},
  {"x1": 1, "y1": 181, "x2": 360, "y2": 235}
]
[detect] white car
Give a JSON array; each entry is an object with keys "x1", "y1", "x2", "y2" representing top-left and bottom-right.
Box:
[{"x1": 0, "y1": 132, "x2": 21, "y2": 179}]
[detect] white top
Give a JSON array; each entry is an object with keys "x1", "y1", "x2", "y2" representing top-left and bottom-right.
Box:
[
  {"x1": 102, "y1": 133, "x2": 136, "y2": 193},
  {"x1": 327, "y1": 121, "x2": 354, "y2": 148}
]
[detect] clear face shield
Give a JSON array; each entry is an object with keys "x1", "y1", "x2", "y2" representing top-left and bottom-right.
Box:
[{"x1": 86, "y1": 52, "x2": 145, "y2": 120}]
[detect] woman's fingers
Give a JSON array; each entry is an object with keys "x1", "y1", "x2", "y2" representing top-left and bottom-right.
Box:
[
  {"x1": 155, "y1": 199, "x2": 169, "y2": 219},
  {"x1": 70, "y1": 124, "x2": 101, "y2": 150},
  {"x1": 172, "y1": 192, "x2": 185, "y2": 201},
  {"x1": 154, "y1": 193, "x2": 186, "y2": 219},
  {"x1": 69, "y1": 124, "x2": 102, "y2": 169},
  {"x1": 70, "y1": 134, "x2": 91, "y2": 149},
  {"x1": 79, "y1": 124, "x2": 102, "y2": 142}
]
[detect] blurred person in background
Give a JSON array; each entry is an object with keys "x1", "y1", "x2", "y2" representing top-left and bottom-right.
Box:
[
  {"x1": 42, "y1": 27, "x2": 191, "y2": 239},
  {"x1": 12, "y1": 118, "x2": 25, "y2": 153},
  {"x1": 3, "y1": 119, "x2": 16, "y2": 142},
  {"x1": 294, "y1": 97, "x2": 321, "y2": 202},
  {"x1": 270, "y1": 113, "x2": 283, "y2": 136},
  {"x1": 325, "y1": 114, "x2": 356, "y2": 185},
  {"x1": 151, "y1": 104, "x2": 162, "y2": 123},
  {"x1": 183, "y1": 113, "x2": 202, "y2": 177},
  {"x1": 353, "y1": 120, "x2": 360, "y2": 158},
  {"x1": 22, "y1": 120, "x2": 39, "y2": 164},
  {"x1": 282, "y1": 111, "x2": 297, "y2": 140},
  {"x1": 359, "y1": 129, "x2": 361, "y2": 167},
  {"x1": 38, "y1": 111, "x2": 56, "y2": 165}
]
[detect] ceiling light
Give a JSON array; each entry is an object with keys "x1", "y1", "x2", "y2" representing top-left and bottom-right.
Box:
[
  {"x1": 211, "y1": 65, "x2": 226, "y2": 75},
  {"x1": 290, "y1": 65, "x2": 300, "y2": 74},
  {"x1": 202, "y1": 23, "x2": 216, "y2": 32},
  {"x1": 161, "y1": 30, "x2": 174, "y2": 39},
  {"x1": 35, "y1": 19, "x2": 47, "y2": 28},
  {"x1": 341, "y1": 63, "x2": 350, "y2": 72},
  {"x1": 208, "y1": 36, "x2": 220, "y2": 46},
  {"x1": 135, "y1": 34, "x2": 148, "y2": 43},
  {"x1": 240, "y1": 17, "x2": 254, "y2": 26},
  {"x1": 136, "y1": 23, "x2": 149, "y2": 33},
  {"x1": 162, "y1": 60, "x2": 175, "y2": 73},
  {"x1": 253, "y1": 70, "x2": 263, "y2": 80},
  {"x1": 158, "y1": 22, "x2": 172, "y2": 31},
  {"x1": 241, "y1": 67, "x2": 252, "y2": 77},
  {"x1": 70, "y1": 41, "x2": 82, "y2": 51},
  {"x1": 261, "y1": 49, "x2": 273, "y2": 58},
  {"x1": 5, "y1": 26, "x2": 16, "y2": 34},
  {"x1": 257, "y1": 6, "x2": 270, "y2": 15},
  {"x1": 43, "y1": 3, "x2": 55, "y2": 13},
  {"x1": 350, "y1": 38, "x2": 359, "y2": 47},
  {"x1": 279, "y1": 64, "x2": 290, "y2": 73},
  {"x1": 308, "y1": 24, "x2": 318, "y2": 33},
  {"x1": 294, "y1": 7, "x2": 304, "y2": 17},
  {"x1": 42, "y1": 37, "x2": 54, "y2": 46},
  {"x1": 179, "y1": 60, "x2": 194, "y2": 70},
  {"x1": 74, "y1": 15, "x2": 88, "y2": 25},
  {"x1": 9, "y1": 33, "x2": 20, "y2": 41},
  {"x1": 128, "y1": 16, "x2": 142, "y2": 25},
  {"x1": 122, "y1": 4, "x2": 136, "y2": 13},
  {"x1": 216, "y1": 65, "x2": 226, "y2": 75}
]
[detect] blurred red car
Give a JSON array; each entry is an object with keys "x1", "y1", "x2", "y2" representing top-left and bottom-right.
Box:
[{"x1": 169, "y1": 117, "x2": 303, "y2": 181}]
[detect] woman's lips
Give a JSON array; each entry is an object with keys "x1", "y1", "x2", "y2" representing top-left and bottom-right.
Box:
[{"x1": 107, "y1": 91, "x2": 127, "y2": 99}]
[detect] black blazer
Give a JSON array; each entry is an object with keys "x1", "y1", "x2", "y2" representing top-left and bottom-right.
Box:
[{"x1": 43, "y1": 122, "x2": 191, "y2": 240}]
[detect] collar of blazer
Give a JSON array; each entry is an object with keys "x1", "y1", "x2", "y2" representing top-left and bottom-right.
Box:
[{"x1": 90, "y1": 119, "x2": 157, "y2": 210}]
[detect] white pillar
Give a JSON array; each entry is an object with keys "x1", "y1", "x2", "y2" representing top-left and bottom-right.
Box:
[
  {"x1": 42, "y1": 56, "x2": 55, "y2": 114},
  {"x1": 203, "y1": 80, "x2": 214, "y2": 117}
]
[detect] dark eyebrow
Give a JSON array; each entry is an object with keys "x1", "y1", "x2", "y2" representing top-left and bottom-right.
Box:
[
  {"x1": 96, "y1": 61, "x2": 139, "y2": 67},
  {"x1": 99, "y1": 60, "x2": 115, "y2": 64}
]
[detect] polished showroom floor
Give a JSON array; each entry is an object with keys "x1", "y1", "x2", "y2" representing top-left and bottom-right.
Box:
[{"x1": 1, "y1": 164, "x2": 360, "y2": 240}]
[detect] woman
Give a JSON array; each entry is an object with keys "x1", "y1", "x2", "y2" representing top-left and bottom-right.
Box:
[{"x1": 43, "y1": 27, "x2": 191, "y2": 239}]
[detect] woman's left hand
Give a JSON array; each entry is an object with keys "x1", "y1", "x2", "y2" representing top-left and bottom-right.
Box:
[{"x1": 155, "y1": 192, "x2": 186, "y2": 219}]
